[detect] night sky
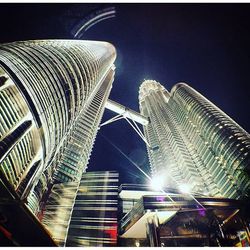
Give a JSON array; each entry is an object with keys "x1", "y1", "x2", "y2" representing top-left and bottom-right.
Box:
[{"x1": 1, "y1": 3, "x2": 250, "y2": 185}]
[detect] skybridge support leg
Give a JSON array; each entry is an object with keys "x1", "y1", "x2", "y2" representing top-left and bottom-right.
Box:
[{"x1": 100, "y1": 99, "x2": 150, "y2": 147}]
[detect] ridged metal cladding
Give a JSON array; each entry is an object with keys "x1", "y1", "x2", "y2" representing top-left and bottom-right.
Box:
[
  {"x1": 0, "y1": 40, "x2": 116, "y2": 201},
  {"x1": 139, "y1": 80, "x2": 250, "y2": 199},
  {"x1": 0, "y1": 40, "x2": 116, "y2": 165},
  {"x1": 139, "y1": 80, "x2": 165, "y2": 100},
  {"x1": 172, "y1": 83, "x2": 250, "y2": 198}
]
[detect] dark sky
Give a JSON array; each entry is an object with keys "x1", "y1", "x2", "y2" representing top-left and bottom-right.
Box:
[{"x1": 1, "y1": 3, "x2": 250, "y2": 185}]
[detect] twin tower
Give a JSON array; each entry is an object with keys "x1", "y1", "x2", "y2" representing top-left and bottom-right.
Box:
[{"x1": 0, "y1": 40, "x2": 249, "y2": 245}]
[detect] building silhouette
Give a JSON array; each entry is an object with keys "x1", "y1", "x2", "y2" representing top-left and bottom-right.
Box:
[
  {"x1": 0, "y1": 40, "x2": 116, "y2": 245},
  {"x1": 139, "y1": 80, "x2": 250, "y2": 199}
]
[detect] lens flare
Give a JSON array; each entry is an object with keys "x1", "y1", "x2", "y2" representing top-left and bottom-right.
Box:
[
  {"x1": 179, "y1": 183, "x2": 191, "y2": 194},
  {"x1": 150, "y1": 175, "x2": 165, "y2": 191}
]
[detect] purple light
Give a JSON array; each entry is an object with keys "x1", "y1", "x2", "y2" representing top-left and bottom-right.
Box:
[
  {"x1": 198, "y1": 208, "x2": 206, "y2": 217},
  {"x1": 156, "y1": 196, "x2": 165, "y2": 202}
]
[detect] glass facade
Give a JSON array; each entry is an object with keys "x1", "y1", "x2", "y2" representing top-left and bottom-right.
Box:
[
  {"x1": 53, "y1": 67, "x2": 115, "y2": 184},
  {"x1": 139, "y1": 80, "x2": 250, "y2": 199},
  {"x1": 42, "y1": 171, "x2": 119, "y2": 246},
  {"x1": 41, "y1": 67, "x2": 116, "y2": 245},
  {"x1": 66, "y1": 171, "x2": 119, "y2": 247},
  {"x1": 0, "y1": 40, "x2": 116, "y2": 231},
  {"x1": 0, "y1": 68, "x2": 41, "y2": 197}
]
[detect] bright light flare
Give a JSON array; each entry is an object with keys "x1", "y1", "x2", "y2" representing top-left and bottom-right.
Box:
[
  {"x1": 150, "y1": 175, "x2": 165, "y2": 191},
  {"x1": 179, "y1": 183, "x2": 191, "y2": 194}
]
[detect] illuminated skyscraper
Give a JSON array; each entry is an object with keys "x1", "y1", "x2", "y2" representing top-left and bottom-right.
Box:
[
  {"x1": 66, "y1": 171, "x2": 119, "y2": 247},
  {"x1": 0, "y1": 40, "x2": 116, "y2": 245},
  {"x1": 139, "y1": 80, "x2": 250, "y2": 199},
  {"x1": 42, "y1": 171, "x2": 119, "y2": 246},
  {"x1": 42, "y1": 68, "x2": 116, "y2": 246}
]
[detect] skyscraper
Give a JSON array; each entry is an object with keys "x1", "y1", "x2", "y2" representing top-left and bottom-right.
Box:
[
  {"x1": 42, "y1": 171, "x2": 119, "y2": 246},
  {"x1": 41, "y1": 68, "x2": 116, "y2": 245},
  {"x1": 139, "y1": 80, "x2": 250, "y2": 199},
  {"x1": 0, "y1": 40, "x2": 116, "y2": 245},
  {"x1": 66, "y1": 171, "x2": 119, "y2": 247}
]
